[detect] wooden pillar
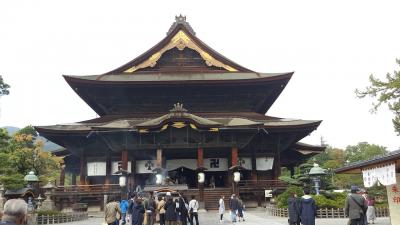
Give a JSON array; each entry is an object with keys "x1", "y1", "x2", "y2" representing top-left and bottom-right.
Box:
[
  {"x1": 251, "y1": 152, "x2": 258, "y2": 182},
  {"x1": 121, "y1": 150, "x2": 128, "y2": 170},
  {"x1": 59, "y1": 163, "x2": 66, "y2": 186},
  {"x1": 273, "y1": 138, "x2": 281, "y2": 179},
  {"x1": 71, "y1": 173, "x2": 77, "y2": 186},
  {"x1": 197, "y1": 147, "x2": 204, "y2": 168},
  {"x1": 129, "y1": 160, "x2": 135, "y2": 191},
  {"x1": 105, "y1": 151, "x2": 111, "y2": 188},
  {"x1": 79, "y1": 156, "x2": 86, "y2": 185},
  {"x1": 231, "y1": 147, "x2": 238, "y2": 167},
  {"x1": 156, "y1": 148, "x2": 162, "y2": 168},
  {"x1": 197, "y1": 147, "x2": 204, "y2": 202}
]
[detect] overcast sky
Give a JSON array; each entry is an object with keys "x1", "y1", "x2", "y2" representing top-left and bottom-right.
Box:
[{"x1": 0, "y1": 0, "x2": 399, "y2": 150}]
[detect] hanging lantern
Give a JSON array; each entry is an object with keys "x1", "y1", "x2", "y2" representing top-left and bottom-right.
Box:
[
  {"x1": 119, "y1": 176, "x2": 126, "y2": 187},
  {"x1": 156, "y1": 174, "x2": 163, "y2": 185},
  {"x1": 198, "y1": 172, "x2": 205, "y2": 183},
  {"x1": 233, "y1": 171, "x2": 241, "y2": 183}
]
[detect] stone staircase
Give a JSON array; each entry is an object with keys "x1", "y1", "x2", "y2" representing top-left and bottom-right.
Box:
[{"x1": 203, "y1": 188, "x2": 231, "y2": 210}]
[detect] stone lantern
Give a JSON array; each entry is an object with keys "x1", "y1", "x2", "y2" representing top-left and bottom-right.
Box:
[
  {"x1": 0, "y1": 184, "x2": 5, "y2": 211},
  {"x1": 24, "y1": 171, "x2": 39, "y2": 188},
  {"x1": 41, "y1": 182, "x2": 56, "y2": 210},
  {"x1": 308, "y1": 163, "x2": 326, "y2": 195}
]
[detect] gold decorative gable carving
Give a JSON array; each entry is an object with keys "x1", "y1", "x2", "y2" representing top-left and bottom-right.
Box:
[{"x1": 124, "y1": 30, "x2": 238, "y2": 73}]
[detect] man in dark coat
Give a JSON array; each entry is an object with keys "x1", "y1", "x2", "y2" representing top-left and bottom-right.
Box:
[
  {"x1": 178, "y1": 195, "x2": 189, "y2": 225},
  {"x1": 131, "y1": 197, "x2": 145, "y2": 225},
  {"x1": 164, "y1": 193, "x2": 177, "y2": 225},
  {"x1": 299, "y1": 189, "x2": 316, "y2": 225},
  {"x1": 229, "y1": 194, "x2": 239, "y2": 223},
  {"x1": 288, "y1": 193, "x2": 300, "y2": 225},
  {"x1": 345, "y1": 186, "x2": 368, "y2": 225}
]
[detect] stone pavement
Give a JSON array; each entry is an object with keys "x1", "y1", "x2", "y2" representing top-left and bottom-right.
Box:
[{"x1": 61, "y1": 209, "x2": 391, "y2": 225}]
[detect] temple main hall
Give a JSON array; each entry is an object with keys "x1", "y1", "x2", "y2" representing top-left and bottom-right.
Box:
[{"x1": 35, "y1": 16, "x2": 324, "y2": 210}]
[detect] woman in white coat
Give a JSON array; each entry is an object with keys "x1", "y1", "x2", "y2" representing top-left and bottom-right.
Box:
[{"x1": 218, "y1": 195, "x2": 225, "y2": 223}]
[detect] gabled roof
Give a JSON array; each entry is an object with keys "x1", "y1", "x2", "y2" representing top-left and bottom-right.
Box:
[
  {"x1": 335, "y1": 150, "x2": 400, "y2": 174},
  {"x1": 104, "y1": 15, "x2": 252, "y2": 74}
]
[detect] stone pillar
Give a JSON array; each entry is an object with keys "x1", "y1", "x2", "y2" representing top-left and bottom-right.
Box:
[
  {"x1": 79, "y1": 155, "x2": 86, "y2": 185},
  {"x1": 59, "y1": 163, "x2": 66, "y2": 186},
  {"x1": 197, "y1": 147, "x2": 204, "y2": 202}
]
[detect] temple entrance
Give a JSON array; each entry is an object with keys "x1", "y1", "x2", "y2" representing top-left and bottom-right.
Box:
[
  {"x1": 168, "y1": 167, "x2": 197, "y2": 188},
  {"x1": 204, "y1": 171, "x2": 226, "y2": 188}
]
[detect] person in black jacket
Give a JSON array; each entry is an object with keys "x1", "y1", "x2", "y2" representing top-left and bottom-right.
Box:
[
  {"x1": 229, "y1": 194, "x2": 239, "y2": 223},
  {"x1": 288, "y1": 193, "x2": 300, "y2": 225},
  {"x1": 178, "y1": 195, "x2": 189, "y2": 225},
  {"x1": 131, "y1": 197, "x2": 145, "y2": 225},
  {"x1": 164, "y1": 194, "x2": 177, "y2": 225}
]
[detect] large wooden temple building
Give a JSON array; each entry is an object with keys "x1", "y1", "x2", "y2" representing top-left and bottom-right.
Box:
[{"x1": 35, "y1": 16, "x2": 324, "y2": 210}]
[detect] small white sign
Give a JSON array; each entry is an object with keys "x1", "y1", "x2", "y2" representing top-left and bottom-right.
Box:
[{"x1": 265, "y1": 189, "x2": 273, "y2": 198}]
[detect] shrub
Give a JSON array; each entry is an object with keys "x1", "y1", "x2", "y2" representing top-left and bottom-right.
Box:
[
  {"x1": 276, "y1": 186, "x2": 304, "y2": 208},
  {"x1": 313, "y1": 192, "x2": 346, "y2": 209}
]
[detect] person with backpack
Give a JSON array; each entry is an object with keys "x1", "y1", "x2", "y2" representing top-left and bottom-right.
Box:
[
  {"x1": 237, "y1": 196, "x2": 245, "y2": 222},
  {"x1": 188, "y1": 195, "x2": 199, "y2": 225},
  {"x1": 345, "y1": 186, "x2": 368, "y2": 225},
  {"x1": 229, "y1": 194, "x2": 239, "y2": 223}
]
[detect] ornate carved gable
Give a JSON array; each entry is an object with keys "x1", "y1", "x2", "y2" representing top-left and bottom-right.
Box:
[{"x1": 105, "y1": 16, "x2": 252, "y2": 75}]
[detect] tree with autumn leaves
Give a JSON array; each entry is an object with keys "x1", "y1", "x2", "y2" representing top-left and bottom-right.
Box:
[{"x1": 0, "y1": 126, "x2": 62, "y2": 190}]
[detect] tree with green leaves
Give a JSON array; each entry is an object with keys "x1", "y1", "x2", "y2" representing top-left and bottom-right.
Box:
[
  {"x1": 356, "y1": 59, "x2": 400, "y2": 134},
  {"x1": 0, "y1": 75, "x2": 10, "y2": 96},
  {"x1": 0, "y1": 126, "x2": 61, "y2": 190},
  {"x1": 345, "y1": 142, "x2": 388, "y2": 163}
]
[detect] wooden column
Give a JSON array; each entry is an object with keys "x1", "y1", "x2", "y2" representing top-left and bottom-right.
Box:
[
  {"x1": 197, "y1": 147, "x2": 204, "y2": 202},
  {"x1": 105, "y1": 151, "x2": 111, "y2": 188},
  {"x1": 129, "y1": 160, "x2": 135, "y2": 191},
  {"x1": 156, "y1": 148, "x2": 162, "y2": 168},
  {"x1": 251, "y1": 152, "x2": 258, "y2": 182},
  {"x1": 71, "y1": 173, "x2": 77, "y2": 186},
  {"x1": 197, "y1": 147, "x2": 204, "y2": 168},
  {"x1": 121, "y1": 150, "x2": 128, "y2": 170},
  {"x1": 273, "y1": 138, "x2": 281, "y2": 179},
  {"x1": 231, "y1": 147, "x2": 238, "y2": 167},
  {"x1": 79, "y1": 155, "x2": 86, "y2": 185},
  {"x1": 59, "y1": 162, "x2": 66, "y2": 186}
]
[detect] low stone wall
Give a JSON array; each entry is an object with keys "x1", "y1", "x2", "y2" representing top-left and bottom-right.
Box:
[
  {"x1": 37, "y1": 212, "x2": 88, "y2": 224},
  {"x1": 266, "y1": 205, "x2": 389, "y2": 218}
]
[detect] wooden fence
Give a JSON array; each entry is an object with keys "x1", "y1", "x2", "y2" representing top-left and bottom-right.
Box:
[
  {"x1": 266, "y1": 205, "x2": 389, "y2": 218},
  {"x1": 37, "y1": 212, "x2": 88, "y2": 224}
]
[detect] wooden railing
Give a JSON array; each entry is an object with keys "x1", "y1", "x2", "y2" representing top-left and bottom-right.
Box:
[
  {"x1": 266, "y1": 205, "x2": 389, "y2": 218},
  {"x1": 54, "y1": 184, "x2": 120, "y2": 193},
  {"x1": 37, "y1": 212, "x2": 88, "y2": 224},
  {"x1": 238, "y1": 180, "x2": 287, "y2": 190}
]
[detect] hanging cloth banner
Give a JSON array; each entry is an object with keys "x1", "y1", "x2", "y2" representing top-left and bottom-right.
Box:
[
  {"x1": 256, "y1": 157, "x2": 274, "y2": 171},
  {"x1": 204, "y1": 158, "x2": 228, "y2": 171},
  {"x1": 135, "y1": 160, "x2": 156, "y2": 174},
  {"x1": 362, "y1": 163, "x2": 396, "y2": 187}
]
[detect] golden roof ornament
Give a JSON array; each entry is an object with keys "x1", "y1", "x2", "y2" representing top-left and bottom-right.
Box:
[
  {"x1": 167, "y1": 14, "x2": 196, "y2": 36},
  {"x1": 170, "y1": 103, "x2": 188, "y2": 113}
]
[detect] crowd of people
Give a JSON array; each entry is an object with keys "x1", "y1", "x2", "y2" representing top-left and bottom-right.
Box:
[
  {"x1": 287, "y1": 186, "x2": 376, "y2": 225},
  {"x1": 105, "y1": 192, "x2": 200, "y2": 225}
]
